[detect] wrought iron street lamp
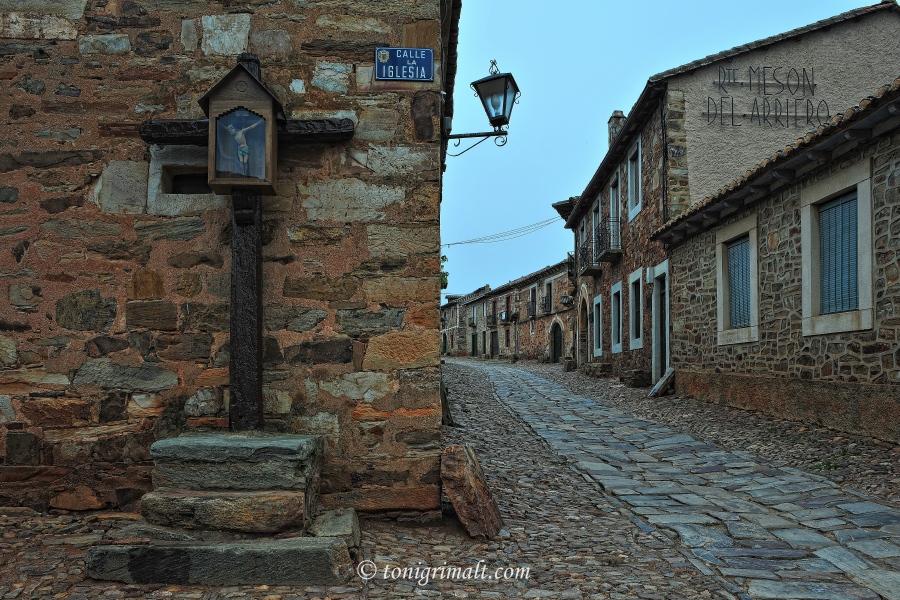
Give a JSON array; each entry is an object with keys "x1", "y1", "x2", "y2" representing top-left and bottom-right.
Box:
[{"x1": 446, "y1": 60, "x2": 520, "y2": 156}]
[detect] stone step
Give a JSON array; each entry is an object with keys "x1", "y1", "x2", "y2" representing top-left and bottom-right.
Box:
[
  {"x1": 150, "y1": 433, "x2": 322, "y2": 492},
  {"x1": 85, "y1": 537, "x2": 352, "y2": 585},
  {"x1": 141, "y1": 489, "x2": 308, "y2": 533}
]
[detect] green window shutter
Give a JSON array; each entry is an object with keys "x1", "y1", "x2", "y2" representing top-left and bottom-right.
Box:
[
  {"x1": 727, "y1": 236, "x2": 752, "y2": 329},
  {"x1": 819, "y1": 192, "x2": 858, "y2": 315}
]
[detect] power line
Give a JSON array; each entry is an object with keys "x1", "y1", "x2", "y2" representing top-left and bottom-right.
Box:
[{"x1": 442, "y1": 217, "x2": 559, "y2": 247}]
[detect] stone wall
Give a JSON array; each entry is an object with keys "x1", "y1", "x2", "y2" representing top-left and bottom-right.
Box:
[
  {"x1": 670, "y1": 135, "x2": 900, "y2": 442},
  {"x1": 0, "y1": 0, "x2": 446, "y2": 513},
  {"x1": 440, "y1": 304, "x2": 467, "y2": 356},
  {"x1": 515, "y1": 270, "x2": 574, "y2": 362}
]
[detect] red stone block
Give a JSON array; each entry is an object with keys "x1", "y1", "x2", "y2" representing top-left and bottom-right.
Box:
[
  {"x1": 0, "y1": 466, "x2": 70, "y2": 483},
  {"x1": 117, "y1": 68, "x2": 176, "y2": 81},
  {"x1": 186, "y1": 417, "x2": 229, "y2": 428},
  {"x1": 320, "y1": 485, "x2": 440, "y2": 512}
]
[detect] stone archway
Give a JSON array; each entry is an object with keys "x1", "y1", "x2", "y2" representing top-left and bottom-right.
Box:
[
  {"x1": 549, "y1": 321, "x2": 563, "y2": 363},
  {"x1": 578, "y1": 299, "x2": 589, "y2": 366}
]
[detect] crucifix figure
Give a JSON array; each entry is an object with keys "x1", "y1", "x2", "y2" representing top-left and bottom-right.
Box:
[{"x1": 226, "y1": 120, "x2": 263, "y2": 176}]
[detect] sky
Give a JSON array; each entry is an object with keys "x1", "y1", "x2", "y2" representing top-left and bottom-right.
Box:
[{"x1": 440, "y1": 0, "x2": 875, "y2": 302}]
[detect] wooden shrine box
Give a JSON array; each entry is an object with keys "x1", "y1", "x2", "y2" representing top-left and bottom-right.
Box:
[{"x1": 199, "y1": 56, "x2": 284, "y2": 196}]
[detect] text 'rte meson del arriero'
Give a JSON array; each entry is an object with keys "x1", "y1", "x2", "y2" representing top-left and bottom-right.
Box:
[{"x1": 707, "y1": 66, "x2": 831, "y2": 128}]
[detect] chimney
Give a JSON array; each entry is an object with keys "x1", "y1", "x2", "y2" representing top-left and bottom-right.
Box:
[{"x1": 608, "y1": 110, "x2": 626, "y2": 147}]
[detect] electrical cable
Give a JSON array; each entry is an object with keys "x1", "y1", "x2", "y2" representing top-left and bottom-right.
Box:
[{"x1": 442, "y1": 217, "x2": 559, "y2": 247}]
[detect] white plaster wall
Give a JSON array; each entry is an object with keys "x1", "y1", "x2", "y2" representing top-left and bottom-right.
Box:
[{"x1": 670, "y1": 9, "x2": 900, "y2": 204}]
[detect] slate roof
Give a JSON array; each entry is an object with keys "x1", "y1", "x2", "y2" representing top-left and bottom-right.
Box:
[
  {"x1": 649, "y1": 1, "x2": 897, "y2": 83},
  {"x1": 483, "y1": 259, "x2": 569, "y2": 299}
]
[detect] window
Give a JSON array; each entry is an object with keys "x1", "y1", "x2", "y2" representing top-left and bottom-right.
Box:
[
  {"x1": 627, "y1": 139, "x2": 642, "y2": 221},
  {"x1": 611, "y1": 281, "x2": 623, "y2": 353},
  {"x1": 728, "y1": 237, "x2": 752, "y2": 327},
  {"x1": 149, "y1": 146, "x2": 227, "y2": 215},
  {"x1": 629, "y1": 268, "x2": 643, "y2": 350},
  {"x1": 610, "y1": 176, "x2": 621, "y2": 249},
  {"x1": 819, "y1": 193, "x2": 858, "y2": 314},
  {"x1": 505, "y1": 328, "x2": 510, "y2": 347},
  {"x1": 716, "y1": 213, "x2": 759, "y2": 345},
  {"x1": 593, "y1": 295, "x2": 603, "y2": 357},
  {"x1": 800, "y1": 159, "x2": 873, "y2": 336},
  {"x1": 592, "y1": 203, "x2": 600, "y2": 256}
]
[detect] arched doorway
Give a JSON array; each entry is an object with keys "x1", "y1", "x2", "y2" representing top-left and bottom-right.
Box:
[
  {"x1": 549, "y1": 322, "x2": 563, "y2": 363},
  {"x1": 578, "y1": 300, "x2": 589, "y2": 366}
]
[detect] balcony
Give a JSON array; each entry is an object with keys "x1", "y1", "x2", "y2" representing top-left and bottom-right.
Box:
[
  {"x1": 526, "y1": 300, "x2": 537, "y2": 319},
  {"x1": 468, "y1": 316, "x2": 476, "y2": 327},
  {"x1": 540, "y1": 295, "x2": 552, "y2": 314},
  {"x1": 500, "y1": 310, "x2": 511, "y2": 323},
  {"x1": 579, "y1": 237, "x2": 602, "y2": 276},
  {"x1": 596, "y1": 217, "x2": 623, "y2": 262},
  {"x1": 487, "y1": 313, "x2": 498, "y2": 327}
]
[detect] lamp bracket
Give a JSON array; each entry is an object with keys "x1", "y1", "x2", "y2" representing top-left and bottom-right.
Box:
[
  {"x1": 446, "y1": 129, "x2": 506, "y2": 140},
  {"x1": 446, "y1": 129, "x2": 507, "y2": 157}
]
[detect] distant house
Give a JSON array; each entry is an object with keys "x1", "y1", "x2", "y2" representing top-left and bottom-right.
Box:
[
  {"x1": 557, "y1": 1, "x2": 900, "y2": 387},
  {"x1": 440, "y1": 285, "x2": 489, "y2": 357},
  {"x1": 441, "y1": 258, "x2": 575, "y2": 362},
  {"x1": 655, "y1": 79, "x2": 900, "y2": 443}
]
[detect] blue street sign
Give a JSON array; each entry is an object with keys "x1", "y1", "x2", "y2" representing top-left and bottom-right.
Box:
[{"x1": 375, "y1": 47, "x2": 434, "y2": 82}]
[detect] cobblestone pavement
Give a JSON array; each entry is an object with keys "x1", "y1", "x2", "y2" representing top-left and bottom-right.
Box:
[
  {"x1": 464, "y1": 358, "x2": 900, "y2": 600},
  {"x1": 3, "y1": 360, "x2": 743, "y2": 600},
  {"x1": 2, "y1": 359, "x2": 898, "y2": 599},
  {"x1": 513, "y1": 360, "x2": 900, "y2": 506}
]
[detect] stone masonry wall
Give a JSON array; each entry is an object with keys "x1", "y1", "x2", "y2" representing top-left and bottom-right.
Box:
[
  {"x1": 670, "y1": 134, "x2": 900, "y2": 442},
  {"x1": 515, "y1": 270, "x2": 574, "y2": 362},
  {"x1": 576, "y1": 100, "x2": 668, "y2": 375},
  {"x1": 0, "y1": 0, "x2": 445, "y2": 513},
  {"x1": 455, "y1": 268, "x2": 573, "y2": 363}
]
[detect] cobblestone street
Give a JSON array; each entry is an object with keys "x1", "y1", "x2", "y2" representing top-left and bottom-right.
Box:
[{"x1": 2, "y1": 359, "x2": 900, "y2": 599}]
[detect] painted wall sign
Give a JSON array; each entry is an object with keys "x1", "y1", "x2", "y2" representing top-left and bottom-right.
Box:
[
  {"x1": 375, "y1": 47, "x2": 434, "y2": 82},
  {"x1": 706, "y1": 66, "x2": 830, "y2": 128}
]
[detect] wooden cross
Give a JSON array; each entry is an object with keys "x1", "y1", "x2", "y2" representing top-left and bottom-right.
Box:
[{"x1": 140, "y1": 60, "x2": 354, "y2": 431}]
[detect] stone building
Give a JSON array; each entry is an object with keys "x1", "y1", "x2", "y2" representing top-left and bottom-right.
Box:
[
  {"x1": 557, "y1": 1, "x2": 900, "y2": 386},
  {"x1": 656, "y1": 79, "x2": 900, "y2": 443},
  {"x1": 0, "y1": 0, "x2": 460, "y2": 515},
  {"x1": 441, "y1": 259, "x2": 575, "y2": 362},
  {"x1": 440, "y1": 284, "x2": 488, "y2": 357}
]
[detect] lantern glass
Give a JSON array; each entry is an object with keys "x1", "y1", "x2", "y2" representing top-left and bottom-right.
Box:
[
  {"x1": 472, "y1": 72, "x2": 519, "y2": 128},
  {"x1": 215, "y1": 107, "x2": 267, "y2": 180}
]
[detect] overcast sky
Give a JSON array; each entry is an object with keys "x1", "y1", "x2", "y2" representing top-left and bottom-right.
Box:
[{"x1": 440, "y1": 0, "x2": 875, "y2": 302}]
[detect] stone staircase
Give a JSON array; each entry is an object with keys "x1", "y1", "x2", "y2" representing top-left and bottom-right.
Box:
[{"x1": 85, "y1": 433, "x2": 357, "y2": 585}]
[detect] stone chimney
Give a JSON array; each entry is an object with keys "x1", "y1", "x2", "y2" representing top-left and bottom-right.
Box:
[{"x1": 608, "y1": 110, "x2": 626, "y2": 147}]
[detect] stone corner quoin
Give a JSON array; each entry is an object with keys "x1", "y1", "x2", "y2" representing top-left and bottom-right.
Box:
[{"x1": 0, "y1": 0, "x2": 449, "y2": 516}]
